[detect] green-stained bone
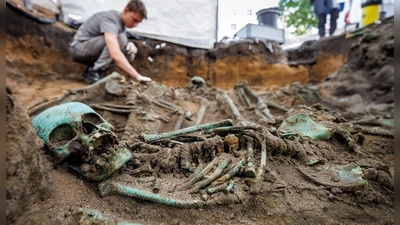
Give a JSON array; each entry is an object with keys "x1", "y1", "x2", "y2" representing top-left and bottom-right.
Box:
[
  {"x1": 190, "y1": 159, "x2": 231, "y2": 193},
  {"x1": 139, "y1": 119, "x2": 233, "y2": 143},
  {"x1": 278, "y1": 113, "x2": 331, "y2": 140},
  {"x1": 99, "y1": 182, "x2": 206, "y2": 208},
  {"x1": 238, "y1": 88, "x2": 252, "y2": 108},
  {"x1": 184, "y1": 157, "x2": 219, "y2": 189},
  {"x1": 153, "y1": 179, "x2": 160, "y2": 193},
  {"x1": 224, "y1": 180, "x2": 235, "y2": 193},
  {"x1": 211, "y1": 158, "x2": 246, "y2": 187},
  {"x1": 245, "y1": 137, "x2": 256, "y2": 178},
  {"x1": 206, "y1": 183, "x2": 228, "y2": 194}
]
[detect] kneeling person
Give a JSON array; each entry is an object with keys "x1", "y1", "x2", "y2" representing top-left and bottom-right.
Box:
[{"x1": 69, "y1": 0, "x2": 152, "y2": 84}]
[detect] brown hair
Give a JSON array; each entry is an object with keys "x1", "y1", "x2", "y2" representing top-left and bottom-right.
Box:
[{"x1": 126, "y1": 0, "x2": 147, "y2": 19}]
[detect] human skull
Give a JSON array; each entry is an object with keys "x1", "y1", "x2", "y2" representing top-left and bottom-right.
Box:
[
  {"x1": 32, "y1": 102, "x2": 131, "y2": 181},
  {"x1": 187, "y1": 76, "x2": 206, "y2": 93}
]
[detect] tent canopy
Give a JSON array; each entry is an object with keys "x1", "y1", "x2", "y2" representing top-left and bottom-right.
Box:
[{"x1": 58, "y1": 0, "x2": 218, "y2": 49}]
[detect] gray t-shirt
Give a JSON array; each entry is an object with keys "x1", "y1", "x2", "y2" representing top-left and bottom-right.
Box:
[{"x1": 70, "y1": 10, "x2": 125, "y2": 46}]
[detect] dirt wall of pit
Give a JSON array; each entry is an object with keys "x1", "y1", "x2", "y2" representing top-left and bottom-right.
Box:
[{"x1": 6, "y1": 6, "x2": 354, "y2": 91}]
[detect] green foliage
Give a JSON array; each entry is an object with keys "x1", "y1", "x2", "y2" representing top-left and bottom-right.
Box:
[{"x1": 279, "y1": 0, "x2": 317, "y2": 36}]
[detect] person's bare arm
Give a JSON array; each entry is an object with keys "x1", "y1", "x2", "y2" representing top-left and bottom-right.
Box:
[{"x1": 104, "y1": 32, "x2": 149, "y2": 81}]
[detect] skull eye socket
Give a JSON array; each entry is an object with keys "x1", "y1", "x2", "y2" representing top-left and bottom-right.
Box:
[
  {"x1": 82, "y1": 122, "x2": 97, "y2": 135},
  {"x1": 82, "y1": 113, "x2": 103, "y2": 124},
  {"x1": 49, "y1": 124, "x2": 77, "y2": 147}
]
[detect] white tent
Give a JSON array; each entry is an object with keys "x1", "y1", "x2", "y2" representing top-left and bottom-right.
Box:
[{"x1": 57, "y1": 0, "x2": 218, "y2": 49}]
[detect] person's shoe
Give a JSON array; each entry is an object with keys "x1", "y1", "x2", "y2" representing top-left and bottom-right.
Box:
[{"x1": 83, "y1": 67, "x2": 105, "y2": 84}]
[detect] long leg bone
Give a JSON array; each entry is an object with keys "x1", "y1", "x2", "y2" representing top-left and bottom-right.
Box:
[
  {"x1": 139, "y1": 119, "x2": 233, "y2": 143},
  {"x1": 241, "y1": 82, "x2": 275, "y2": 123},
  {"x1": 216, "y1": 92, "x2": 244, "y2": 122},
  {"x1": 99, "y1": 182, "x2": 206, "y2": 208},
  {"x1": 236, "y1": 86, "x2": 252, "y2": 109}
]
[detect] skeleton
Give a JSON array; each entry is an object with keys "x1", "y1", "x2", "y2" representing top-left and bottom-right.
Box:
[
  {"x1": 31, "y1": 74, "x2": 392, "y2": 211},
  {"x1": 234, "y1": 80, "x2": 275, "y2": 123}
]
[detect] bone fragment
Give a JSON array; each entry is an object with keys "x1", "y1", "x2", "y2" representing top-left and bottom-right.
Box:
[
  {"x1": 121, "y1": 112, "x2": 139, "y2": 143},
  {"x1": 245, "y1": 136, "x2": 256, "y2": 178},
  {"x1": 236, "y1": 86, "x2": 252, "y2": 108},
  {"x1": 264, "y1": 100, "x2": 288, "y2": 112},
  {"x1": 217, "y1": 91, "x2": 243, "y2": 121},
  {"x1": 242, "y1": 84, "x2": 274, "y2": 123},
  {"x1": 153, "y1": 179, "x2": 161, "y2": 193},
  {"x1": 224, "y1": 180, "x2": 235, "y2": 194},
  {"x1": 173, "y1": 111, "x2": 185, "y2": 130},
  {"x1": 143, "y1": 94, "x2": 181, "y2": 113},
  {"x1": 206, "y1": 183, "x2": 228, "y2": 194},
  {"x1": 194, "y1": 98, "x2": 209, "y2": 125},
  {"x1": 139, "y1": 119, "x2": 233, "y2": 143},
  {"x1": 138, "y1": 176, "x2": 156, "y2": 184},
  {"x1": 126, "y1": 89, "x2": 139, "y2": 105},
  {"x1": 210, "y1": 158, "x2": 246, "y2": 187},
  {"x1": 184, "y1": 157, "x2": 219, "y2": 189},
  {"x1": 249, "y1": 133, "x2": 267, "y2": 194},
  {"x1": 245, "y1": 162, "x2": 256, "y2": 178},
  {"x1": 131, "y1": 163, "x2": 153, "y2": 175},
  {"x1": 26, "y1": 97, "x2": 48, "y2": 110},
  {"x1": 200, "y1": 190, "x2": 209, "y2": 201},
  {"x1": 190, "y1": 158, "x2": 231, "y2": 193}
]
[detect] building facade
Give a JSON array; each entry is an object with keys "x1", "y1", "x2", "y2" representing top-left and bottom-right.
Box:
[{"x1": 217, "y1": 0, "x2": 280, "y2": 41}]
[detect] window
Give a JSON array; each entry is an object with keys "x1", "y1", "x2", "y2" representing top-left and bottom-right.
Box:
[
  {"x1": 231, "y1": 9, "x2": 236, "y2": 15},
  {"x1": 231, "y1": 24, "x2": 236, "y2": 30},
  {"x1": 247, "y1": 10, "x2": 252, "y2": 15}
]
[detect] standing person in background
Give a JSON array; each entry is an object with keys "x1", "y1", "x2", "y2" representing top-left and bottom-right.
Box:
[
  {"x1": 69, "y1": 0, "x2": 152, "y2": 84},
  {"x1": 311, "y1": 0, "x2": 340, "y2": 39}
]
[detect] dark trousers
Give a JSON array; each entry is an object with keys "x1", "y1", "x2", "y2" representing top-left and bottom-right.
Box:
[
  {"x1": 313, "y1": 0, "x2": 339, "y2": 37},
  {"x1": 70, "y1": 33, "x2": 128, "y2": 71}
]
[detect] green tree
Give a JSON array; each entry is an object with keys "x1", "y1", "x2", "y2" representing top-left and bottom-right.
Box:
[{"x1": 279, "y1": 0, "x2": 317, "y2": 36}]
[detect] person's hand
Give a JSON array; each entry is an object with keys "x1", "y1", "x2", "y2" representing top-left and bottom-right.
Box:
[
  {"x1": 137, "y1": 74, "x2": 152, "y2": 82},
  {"x1": 126, "y1": 42, "x2": 138, "y2": 55}
]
